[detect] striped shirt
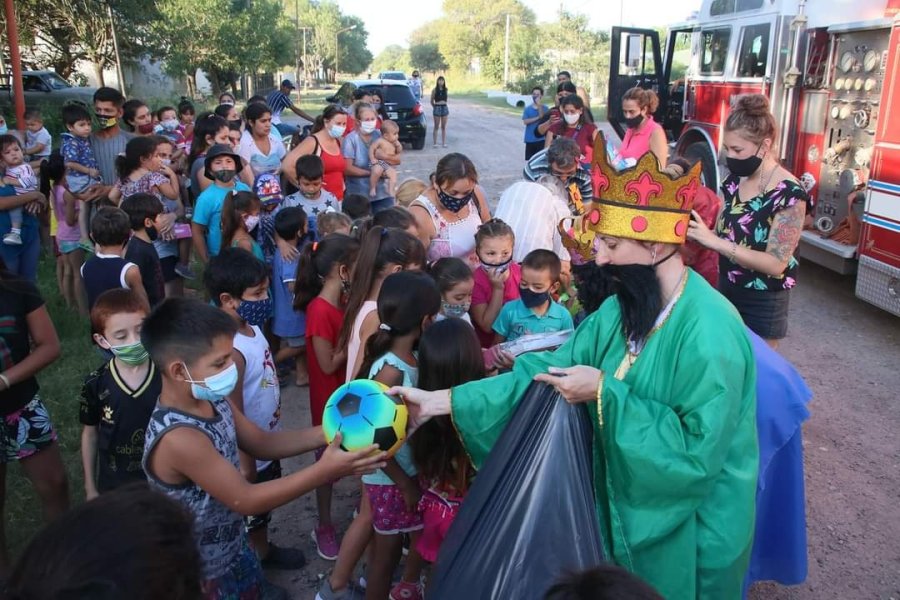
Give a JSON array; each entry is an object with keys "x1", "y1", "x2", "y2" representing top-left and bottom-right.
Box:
[
  {"x1": 523, "y1": 149, "x2": 593, "y2": 211},
  {"x1": 90, "y1": 131, "x2": 134, "y2": 186},
  {"x1": 265, "y1": 90, "x2": 293, "y2": 124}
]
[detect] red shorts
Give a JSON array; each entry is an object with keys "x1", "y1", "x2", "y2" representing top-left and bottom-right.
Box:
[{"x1": 364, "y1": 483, "x2": 424, "y2": 535}]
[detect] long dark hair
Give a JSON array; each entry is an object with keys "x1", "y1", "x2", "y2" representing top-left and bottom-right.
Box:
[
  {"x1": 356, "y1": 271, "x2": 440, "y2": 380},
  {"x1": 338, "y1": 226, "x2": 426, "y2": 350},
  {"x1": 220, "y1": 191, "x2": 260, "y2": 249},
  {"x1": 188, "y1": 113, "x2": 228, "y2": 167},
  {"x1": 312, "y1": 105, "x2": 345, "y2": 134},
  {"x1": 39, "y1": 150, "x2": 66, "y2": 197},
  {"x1": 294, "y1": 234, "x2": 360, "y2": 311},
  {"x1": 115, "y1": 136, "x2": 159, "y2": 181},
  {"x1": 410, "y1": 318, "x2": 484, "y2": 492}
]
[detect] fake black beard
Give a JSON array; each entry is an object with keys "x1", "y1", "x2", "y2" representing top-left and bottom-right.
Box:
[{"x1": 600, "y1": 264, "x2": 663, "y2": 342}]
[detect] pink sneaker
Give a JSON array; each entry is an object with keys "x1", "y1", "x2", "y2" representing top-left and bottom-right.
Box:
[
  {"x1": 312, "y1": 524, "x2": 339, "y2": 561},
  {"x1": 389, "y1": 580, "x2": 423, "y2": 600}
]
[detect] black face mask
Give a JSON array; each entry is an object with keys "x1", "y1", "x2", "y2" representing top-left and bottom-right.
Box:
[
  {"x1": 726, "y1": 153, "x2": 763, "y2": 178},
  {"x1": 519, "y1": 287, "x2": 551, "y2": 309},
  {"x1": 228, "y1": 119, "x2": 242, "y2": 129},
  {"x1": 624, "y1": 115, "x2": 644, "y2": 129},
  {"x1": 213, "y1": 169, "x2": 236, "y2": 183},
  {"x1": 146, "y1": 225, "x2": 158, "y2": 241},
  {"x1": 437, "y1": 187, "x2": 473, "y2": 213}
]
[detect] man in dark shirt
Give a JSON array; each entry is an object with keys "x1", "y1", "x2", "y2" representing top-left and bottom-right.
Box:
[{"x1": 120, "y1": 194, "x2": 165, "y2": 307}]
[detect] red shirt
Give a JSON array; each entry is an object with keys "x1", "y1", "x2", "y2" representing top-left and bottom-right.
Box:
[
  {"x1": 471, "y1": 262, "x2": 522, "y2": 347},
  {"x1": 305, "y1": 296, "x2": 346, "y2": 426},
  {"x1": 549, "y1": 121, "x2": 597, "y2": 165},
  {"x1": 680, "y1": 186, "x2": 722, "y2": 286}
]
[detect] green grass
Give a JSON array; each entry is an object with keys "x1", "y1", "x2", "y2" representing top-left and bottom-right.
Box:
[{"x1": 6, "y1": 254, "x2": 92, "y2": 556}]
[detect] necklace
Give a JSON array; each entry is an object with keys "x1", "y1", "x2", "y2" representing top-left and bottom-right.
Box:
[{"x1": 613, "y1": 268, "x2": 689, "y2": 380}]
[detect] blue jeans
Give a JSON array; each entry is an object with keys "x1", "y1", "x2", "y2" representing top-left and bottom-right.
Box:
[
  {"x1": 274, "y1": 122, "x2": 299, "y2": 137},
  {"x1": 0, "y1": 233, "x2": 40, "y2": 281},
  {"x1": 370, "y1": 197, "x2": 395, "y2": 214}
]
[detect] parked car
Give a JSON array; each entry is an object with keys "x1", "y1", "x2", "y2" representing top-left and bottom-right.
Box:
[
  {"x1": 326, "y1": 80, "x2": 427, "y2": 150},
  {"x1": 0, "y1": 70, "x2": 96, "y2": 113},
  {"x1": 377, "y1": 71, "x2": 408, "y2": 81}
]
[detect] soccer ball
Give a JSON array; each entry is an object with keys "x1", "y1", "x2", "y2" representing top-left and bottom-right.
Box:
[{"x1": 322, "y1": 379, "x2": 408, "y2": 457}]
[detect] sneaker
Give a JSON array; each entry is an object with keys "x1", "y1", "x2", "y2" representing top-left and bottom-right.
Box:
[
  {"x1": 2, "y1": 232, "x2": 22, "y2": 246},
  {"x1": 316, "y1": 580, "x2": 365, "y2": 600},
  {"x1": 312, "y1": 524, "x2": 340, "y2": 561},
  {"x1": 389, "y1": 580, "x2": 424, "y2": 600},
  {"x1": 260, "y1": 543, "x2": 306, "y2": 570},
  {"x1": 260, "y1": 578, "x2": 291, "y2": 600},
  {"x1": 174, "y1": 263, "x2": 196, "y2": 280}
]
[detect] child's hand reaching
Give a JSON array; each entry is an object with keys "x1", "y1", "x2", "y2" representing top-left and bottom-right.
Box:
[
  {"x1": 2, "y1": 176, "x2": 18, "y2": 187},
  {"x1": 319, "y1": 432, "x2": 387, "y2": 479},
  {"x1": 89, "y1": 168, "x2": 101, "y2": 180}
]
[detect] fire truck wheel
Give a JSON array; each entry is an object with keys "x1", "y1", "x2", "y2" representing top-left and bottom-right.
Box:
[{"x1": 684, "y1": 141, "x2": 718, "y2": 191}]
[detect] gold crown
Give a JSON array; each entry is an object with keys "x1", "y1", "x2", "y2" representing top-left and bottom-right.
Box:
[{"x1": 586, "y1": 135, "x2": 703, "y2": 244}]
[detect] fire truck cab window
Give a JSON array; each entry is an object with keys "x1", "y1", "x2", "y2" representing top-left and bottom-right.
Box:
[
  {"x1": 710, "y1": 0, "x2": 764, "y2": 16},
  {"x1": 700, "y1": 29, "x2": 731, "y2": 75},
  {"x1": 737, "y1": 24, "x2": 770, "y2": 77}
]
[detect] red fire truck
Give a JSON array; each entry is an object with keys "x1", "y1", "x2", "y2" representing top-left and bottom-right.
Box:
[{"x1": 608, "y1": 0, "x2": 900, "y2": 316}]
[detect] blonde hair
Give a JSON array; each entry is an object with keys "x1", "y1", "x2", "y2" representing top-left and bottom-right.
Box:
[
  {"x1": 381, "y1": 120, "x2": 399, "y2": 134},
  {"x1": 724, "y1": 93, "x2": 778, "y2": 146},
  {"x1": 395, "y1": 178, "x2": 428, "y2": 207},
  {"x1": 317, "y1": 211, "x2": 353, "y2": 236}
]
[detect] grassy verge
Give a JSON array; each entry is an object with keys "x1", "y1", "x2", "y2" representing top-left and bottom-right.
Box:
[{"x1": 6, "y1": 255, "x2": 91, "y2": 556}]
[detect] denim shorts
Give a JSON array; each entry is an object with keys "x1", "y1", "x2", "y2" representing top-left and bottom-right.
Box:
[
  {"x1": 433, "y1": 105, "x2": 449, "y2": 118},
  {"x1": 58, "y1": 240, "x2": 82, "y2": 254}
]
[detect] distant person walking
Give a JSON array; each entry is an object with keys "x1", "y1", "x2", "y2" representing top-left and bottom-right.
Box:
[
  {"x1": 431, "y1": 77, "x2": 449, "y2": 148},
  {"x1": 522, "y1": 86, "x2": 549, "y2": 160}
]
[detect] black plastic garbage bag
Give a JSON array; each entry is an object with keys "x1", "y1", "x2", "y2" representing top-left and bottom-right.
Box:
[{"x1": 428, "y1": 382, "x2": 605, "y2": 599}]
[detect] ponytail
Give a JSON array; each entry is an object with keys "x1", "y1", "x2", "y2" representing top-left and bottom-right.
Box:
[
  {"x1": 312, "y1": 105, "x2": 344, "y2": 134},
  {"x1": 294, "y1": 234, "x2": 360, "y2": 311},
  {"x1": 116, "y1": 136, "x2": 158, "y2": 181},
  {"x1": 356, "y1": 271, "x2": 440, "y2": 380},
  {"x1": 40, "y1": 150, "x2": 66, "y2": 198},
  {"x1": 338, "y1": 227, "x2": 426, "y2": 351}
]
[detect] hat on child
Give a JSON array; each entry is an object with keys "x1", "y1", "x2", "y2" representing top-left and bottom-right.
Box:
[
  {"x1": 254, "y1": 173, "x2": 283, "y2": 208},
  {"x1": 203, "y1": 144, "x2": 244, "y2": 180}
]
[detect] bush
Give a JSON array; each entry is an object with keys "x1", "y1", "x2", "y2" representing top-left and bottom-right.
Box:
[{"x1": 505, "y1": 70, "x2": 554, "y2": 95}]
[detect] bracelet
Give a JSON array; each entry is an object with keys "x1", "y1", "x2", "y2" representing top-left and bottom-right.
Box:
[
  {"x1": 728, "y1": 242, "x2": 738, "y2": 264},
  {"x1": 595, "y1": 371, "x2": 605, "y2": 428},
  {"x1": 0, "y1": 373, "x2": 10, "y2": 390}
]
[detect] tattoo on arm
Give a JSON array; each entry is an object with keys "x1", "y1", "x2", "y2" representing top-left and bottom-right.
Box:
[{"x1": 766, "y1": 202, "x2": 806, "y2": 264}]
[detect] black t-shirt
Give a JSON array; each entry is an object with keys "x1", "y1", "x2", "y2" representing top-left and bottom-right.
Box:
[
  {"x1": 0, "y1": 279, "x2": 45, "y2": 415},
  {"x1": 79, "y1": 359, "x2": 161, "y2": 492},
  {"x1": 125, "y1": 237, "x2": 165, "y2": 307}
]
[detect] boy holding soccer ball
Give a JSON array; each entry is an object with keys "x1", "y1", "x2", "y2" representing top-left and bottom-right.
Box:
[{"x1": 141, "y1": 296, "x2": 385, "y2": 599}]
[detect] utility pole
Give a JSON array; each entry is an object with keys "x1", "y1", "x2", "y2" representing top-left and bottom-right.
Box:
[
  {"x1": 299, "y1": 27, "x2": 312, "y2": 89},
  {"x1": 335, "y1": 24, "x2": 357, "y2": 83},
  {"x1": 107, "y1": 2, "x2": 126, "y2": 95},
  {"x1": 504, "y1": 13, "x2": 511, "y2": 86},
  {"x1": 295, "y1": 0, "x2": 301, "y2": 86}
]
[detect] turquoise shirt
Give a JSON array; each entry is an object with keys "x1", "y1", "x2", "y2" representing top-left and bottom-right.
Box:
[
  {"x1": 192, "y1": 181, "x2": 251, "y2": 257},
  {"x1": 361, "y1": 352, "x2": 418, "y2": 486},
  {"x1": 493, "y1": 298, "x2": 574, "y2": 342}
]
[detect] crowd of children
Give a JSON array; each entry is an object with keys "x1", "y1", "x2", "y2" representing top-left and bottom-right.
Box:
[{"x1": 0, "y1": 94, "x2": 614, "y2": 600}]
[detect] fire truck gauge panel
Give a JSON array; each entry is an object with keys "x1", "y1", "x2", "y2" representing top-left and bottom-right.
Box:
[
  {"x1": 835, "y1": 77, "x2": 845, "y2": 90},
  {"x1": 854, "y1": 78, "x2": 865, "y2": 90},
  {"x1": 865, "y1": 78, "x2": 877, "y2": 91},
  {"x1": 831, "y1": 106, "x2": 841, "y2": 118},
  {"x1": 864, "y1": 50, "x2": 879, "y2": 72},
  {"x1": 840, "y1": 51, "x2": 856, "y2": 72},
  {"x1": 839, "y1": 104, "x2": 853, "y2": 120}
]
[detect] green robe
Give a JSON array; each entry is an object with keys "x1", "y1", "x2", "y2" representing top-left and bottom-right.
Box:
[{"x1": 451, "y1": 272, "x2": 758, "y2": 599}]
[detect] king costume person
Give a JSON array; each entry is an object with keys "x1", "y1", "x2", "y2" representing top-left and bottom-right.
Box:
[{"x1": 400, "y1": 146, "x2": 760, "y2": 599}]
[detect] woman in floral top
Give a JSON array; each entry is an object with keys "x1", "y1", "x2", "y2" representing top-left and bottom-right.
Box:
[{"x1": 687, "y1": 94, "x2": 808, "y2": 347}]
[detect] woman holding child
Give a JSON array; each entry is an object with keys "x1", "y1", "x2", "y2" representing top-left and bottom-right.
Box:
[
  {"x1": 283, "y1": 105, "x2": 348, "y2": 200},
  {"x1": 342, "y1": 103, "x2": 400, "y2": 213}
]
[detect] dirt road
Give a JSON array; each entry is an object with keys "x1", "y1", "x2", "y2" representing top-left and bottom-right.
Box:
[{"x1": 273, "y1": 100, "x2": 900, "y2": 599}]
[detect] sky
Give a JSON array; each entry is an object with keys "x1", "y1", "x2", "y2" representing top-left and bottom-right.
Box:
[{"x1": 336, "y1": 0, "x2": 699, "y2": 56}]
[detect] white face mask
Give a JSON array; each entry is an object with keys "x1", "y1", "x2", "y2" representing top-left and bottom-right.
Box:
[
  {"x1": 564, "y1": 113, "x2": 581, "y2": 125},
  {"x1": 360, "y1": 120, "x2": 377, "y2": 134}
]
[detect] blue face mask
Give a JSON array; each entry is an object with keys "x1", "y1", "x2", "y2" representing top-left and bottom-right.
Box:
[
  {"x1": 184, "y1": 363, "x2": 238, "y2": 401},
  {"x1": 236, "y1": 297, "x2": 272, "y2": 326},
  {"x1": 0, "y1": 123, "x2": 7, "y2": 135}
]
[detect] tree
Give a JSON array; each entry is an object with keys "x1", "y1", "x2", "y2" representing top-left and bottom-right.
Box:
[
  {"x1": 409, "y1": 42, "x2": 447, "y2": 74},
  {"x1": 338, "y1": 16, "x2": 372, "y2": 76},
  {"x1": 371, "y1": 45, "x2": 411, "y2": 75}
]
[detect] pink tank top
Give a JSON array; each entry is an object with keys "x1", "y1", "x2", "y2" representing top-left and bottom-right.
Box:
[{"x1": 619, "y1": 116, "x2": 662, "y2": 161}]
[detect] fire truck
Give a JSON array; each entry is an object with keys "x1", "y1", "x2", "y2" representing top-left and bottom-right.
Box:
[{"x1": 608, "y1": 0, "x2": 900, "y2": 316}]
